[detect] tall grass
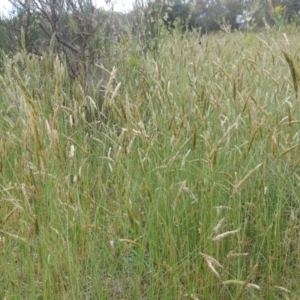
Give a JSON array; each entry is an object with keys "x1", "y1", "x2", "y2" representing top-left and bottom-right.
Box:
[{"x1": 0, "y1": 28, "x2": 300, "y2": 299}]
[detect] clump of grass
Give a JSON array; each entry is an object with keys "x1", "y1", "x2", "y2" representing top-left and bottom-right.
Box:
[{"x1": 0, "y1": 29, "x2": 300, "y2": 299}]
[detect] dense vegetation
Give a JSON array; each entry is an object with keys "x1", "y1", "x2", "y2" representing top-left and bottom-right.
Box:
[
  {"x1": 0, "y1": 1, "x2": 300, "y2": 299},
  {"x1": 1, "y1": 26, "x2": 300, "y2": 299}
]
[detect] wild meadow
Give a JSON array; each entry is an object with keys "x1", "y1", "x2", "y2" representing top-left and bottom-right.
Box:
[{"x1": 0, "y1": 27, "x2": 300, "y2": 299}]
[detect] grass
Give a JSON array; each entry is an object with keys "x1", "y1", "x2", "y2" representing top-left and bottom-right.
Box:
[{"x1": 0, "y1": 27, "x2": 300, "y2": 299}]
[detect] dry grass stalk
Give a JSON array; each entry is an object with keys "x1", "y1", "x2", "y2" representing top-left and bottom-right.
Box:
[
  {"x1": 182, "y1": 183, "x2": 198, "y2": 203},
  {"x1": 213, "y1": 61, "x2": 233, "y2": 83},
  {"x1": 212, "y1": 230, "x2": 238, "y2": 241},
  {"x1": 45, "y1": 119, "x2": 60, "y2": 159},
  {"x1": 103, "y1": 66, "x2": 119, "y2": 109},
  {"x1": 274, "y1": 286, "x2": 291, "y2": 293},
  {"x1": 271, "y1": 131, "x2": 277, "y2": 158},
  {"x1": 0, "y1": 229, "x2": 29, "y2": 244},
  {"x1": 168, "y1": 138, "x2": 191, "y2": 169},
  {"x1": 231, "y1": 163, "x2": 263, "y2": 195},
  {"x1": 13, "y1": 69, "x2": 46, "y2": 169},
  {"x1": 283, "y1": 51, "x2": 300, "y2": 99},
  {"x1": 173, "y1": 180, "x2": 186, "y2": 210},
  {"x1": 4, "y1": 207, "x2": 18, "y2": 222},
  {"x1": 279, "y1": 143, "x2": 299, "y2": 158},
  {"x1": 208, "y1": 123, "x2": 238, "y2": 169},
  {"x1": 227, "y1": 251, "x2": 248, "y2": 258},
  {"x1": 249, "y1": 94, "x2": 269, "y2": 117},
  {"x1": 235, "y1": 263, "x2": 259, "y2": 300},
  {"x1": 200, "y1": 253, "x2": 223, "y2": 279},
  {"x1": 223, "y1": 280, "x2": 260, "y2": 290},
  {"x1": 246, "y1": 125, "x2": 260, "y2": 155},
  {"x1": 212, "y1": 218, "x2": 225, "y2": 233},
  {"x1": 208, "y1": 122, "x2": 237, "y2": 161}
]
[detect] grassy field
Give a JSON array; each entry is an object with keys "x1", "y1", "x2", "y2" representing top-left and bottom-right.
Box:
[{"x1": 0, "y1": 27, "x2": 300, "y2": 299}]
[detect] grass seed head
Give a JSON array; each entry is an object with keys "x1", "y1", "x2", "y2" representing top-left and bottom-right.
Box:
[
  {"x1": 212, "y1": 230, "x2": 238, "y2": 241},
  {"x1": 200, "y1": 253, "x2": 223, "y2": 279}
]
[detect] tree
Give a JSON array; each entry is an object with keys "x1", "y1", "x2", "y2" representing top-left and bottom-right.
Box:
[
  {"x1": 0, "y1": 0, "x2": 115, "y2": 81},
  {"x1": 162, "y1": 1, "x2": 199, "y2": 31}
]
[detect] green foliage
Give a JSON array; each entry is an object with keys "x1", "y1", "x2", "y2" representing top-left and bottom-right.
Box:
[
  {"x1": 273, "y1": 5, "x2": 288, "y2": 27},
  {"x1": 1, "y1": 20, "x2": 300, "y2": 299}
]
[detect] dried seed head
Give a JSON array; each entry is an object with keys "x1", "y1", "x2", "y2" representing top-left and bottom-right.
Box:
[
  {"x1": 200, "y1": 253, "x2": 223, "y2": 279},
  {"x1": 69, "y1": 144, "x2": 75, "y2": 158},
  {"x1": 212, "y1": 230, "x2": 239, "y2": 241}
]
